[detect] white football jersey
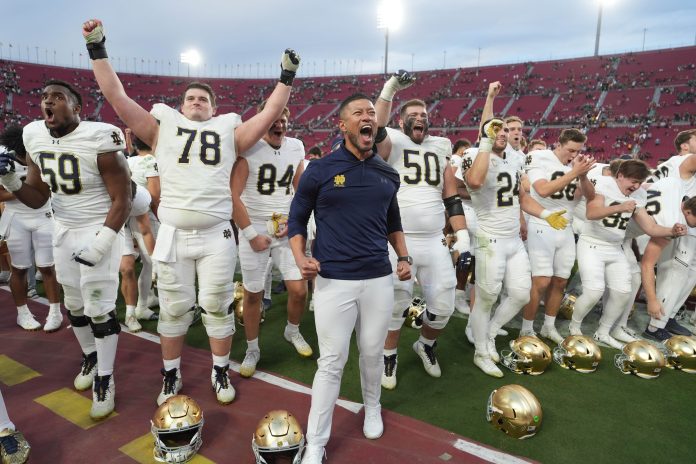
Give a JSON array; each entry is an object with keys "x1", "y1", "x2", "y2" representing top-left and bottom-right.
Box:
[
  {"x1": 130, "y1": 184, "x2": 152, "y2": 218},
  {"x1": 240, "y1": 137, "x2": 305, "y2": 221},
  {"x1": 527, "y1": 149, "x2": 581, "y2": 225},
  {"x1": 23, "y1": 120, "x2": 125, "y2": 227},
  {"x1": 573, "y1": 163, "x2": 608, "y2": 224},
  {"x1": 385, "y1": 128, "x2": 451, "y2": 235},
  {"x1": 650, "y1": 154, "x2": 696, "y2": 197},
  {"x1": 151, "y1": 103, "x2": 241, "y2": 221},
  {"x1": 582, "y1": 175, "x2": 647, "y2": 244},
  {"x1": 506, "y1": 144, "x2": 528, "y2": 171},
  {"x1": 127, "y1": 154, "x2": 158, "y2": 188},
  {"x1": 450, "y1": 153, "x2": 462, "y2": 171},
  {"x1": 460, "y1": 147, "x2": 525, "y2": 237},
  {"x1": 0, "y1": 151, "x2": 51, "y2": 215}
]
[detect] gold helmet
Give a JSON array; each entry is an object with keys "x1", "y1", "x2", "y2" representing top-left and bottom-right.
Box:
[
  {"x1": 501, "y1": 336, "x2": 552, "y2": 375},
  {"x1": 233, "y1": 282, "x2": 264, "y2": 327},
  {"x1": 252, "y1": 410, "x2": 305, "y2": 464},
  {"x1": 151, "y1": 395, "x2": 204, "y2": 463},
  {"x1": 557, "y1": 293, "x2": 577, "y2": 320},
  {"x1": 233, "y1": 281, "x2": 244, "y2": 303},
  {"x1": 266, "y1": 213, "x2": 289, "y2": 237},
  {"x1": 664, "y1": 335, "x2": 696, "y2": 374},
  {"x1": 404, "y1": 297, "x2": 426, "y2": 329},
  {"x1": 691, "y1": 285, "x2": 696, "y2": 299},
  {"x1": 552, "y1": 335, "x2": 602, "y2": 373},
  {"x1": 486, "y1": 384, "x2": 542, "y2": 439},
  {"x1": 614, "y1": 340, "x2": 666, "y2": 379}
]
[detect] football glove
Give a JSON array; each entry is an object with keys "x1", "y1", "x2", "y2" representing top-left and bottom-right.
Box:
[
  {"x1": 379, "y1": 69, "x2": 416, "y2": 102},
  {"x1": 455, "y1": 251, "x2": 474, "y2": 285},
  {"x1": 451, "y1": 229, "x2": 470, "y2": 255},
  {"x1": 279, "y1": 49, "x2": 300, "y2": 85},
  {"x1": 540, "y1": 209, "x2": 568, "y2": 230},
  {"x1": 83, "y1": 19, "x2": 108, "y2": 60},
  {"x1": 478, "y1": 117, "x2": 505, "y2": 152},
  {"x1": 0, "y1": 149, "x2": 22, "y2": 192},
  {"x1": 72, "y1": 226, "x2": 117, "y2": 266}
]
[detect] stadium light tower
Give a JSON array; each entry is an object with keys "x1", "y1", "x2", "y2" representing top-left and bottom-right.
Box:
[
  {"x1": 180, "y1": 49, "x2": 201, "y2": 77},
  {"x1": 377, "y1": 0, "x2": 403, "y2": 75},
  {"x1": 594, "y1": 0, "x2": 616, "y2": 56}
]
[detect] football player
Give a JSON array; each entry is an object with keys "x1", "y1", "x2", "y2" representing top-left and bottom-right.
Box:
[
  {"x1": 0, "y1": 126, "x2": 62, "y2": 333},
  {"x1": 83, "y1": 18, "x2": 299, "y2": 405},
  {"x1": 374, "y1": 72, "x2": 470, "y2": 388},
  {"x1": 520, "y1": 129, "x2": 596, "y2": 344},
  {"x1": 232, "y1": 103, "x2": 312, "y2": 378},
  {"x1": 650, "y1": 129, "x2": 696, "y2": 197},
  {"x1": 457, "y1": 117, "x2": 569, "y2": 377},
  {"x1": 569, "y1": 160, "x2": 686, "y2": 348},
  {"x1": 0, "y1": 80, "x2": 131, "y2": 420},
  {"x1": 119, "y1": 182, "x2": 156, "y2": 332},
  {"x1": 637, "y1": 179, "x2": 696, "y2": 340}
]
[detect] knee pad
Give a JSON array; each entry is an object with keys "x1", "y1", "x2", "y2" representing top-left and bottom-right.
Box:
[
  {"x1": 198, "y1": 283, "x2": 234, "y2": 315},
  {"x1": 157, "y1": 307, "x2": 195, "y2": 338},
  {"x1": 63, "y1": 287, "x2": 83, "y2": 313},
  {"x1": 67, "y1": 308, "x2": 89, "y2": 327},
  {"x1": 202, "y1": 311, "x2": 236, "y2": 339},
  {"x1": 506, "y1": 286, "x2": 531, "y2": 308},
  {"x1": 159, "y1": 286, "x2": 197, "y2": 318},
  {"x1": 474, "y1": 285, "x2": 498, "y2": 310},
  {"x1": 424, "y1": 308, "x2": 450, "y2": 330},
  {"x1": 88, "y1": 310, "x2": 121, "y2": 338}
]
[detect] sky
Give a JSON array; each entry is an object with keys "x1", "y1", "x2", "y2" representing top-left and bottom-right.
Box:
[{"x1": 2, "y1": 0, "x2": 695, "y2": 79}]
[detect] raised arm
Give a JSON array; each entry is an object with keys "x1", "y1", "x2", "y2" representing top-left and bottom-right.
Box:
[
  {"x1": 82, "y1": 19, "x2": 159, "y2": 147},
  {"x1": 585, "y1": 194, "x2": 635, "y2": 220},
  {"x1": 533, "y1": 155, "x2": 595, "y2": 197},
  {"x1": 465, "y1": 119, "x2": 502, "y2": 190},
  {"x1": 235, "y1": 50, "x2": 300, "y2": 154},
  {"x1": 479, "y1": 81, "x2": 501, "y2": 133},
  {"x1": 375, "y1": 70, "x2": 416, "y2": 160}
]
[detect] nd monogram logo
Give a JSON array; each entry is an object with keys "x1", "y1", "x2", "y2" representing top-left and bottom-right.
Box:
[
  {"x1": 111, "y1": 131, "x2": 123, "y2": 145},
  {"x1": 223, "y1": 229, "x2": 232, "y2": 239},
  {"x1": 333, "y1": 174, "x2": 345, "y2": 187}
]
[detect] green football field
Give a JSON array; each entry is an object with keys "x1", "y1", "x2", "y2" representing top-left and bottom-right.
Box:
[{"x1": 109, "y1": 279, "x2": 696, "y2": 464}]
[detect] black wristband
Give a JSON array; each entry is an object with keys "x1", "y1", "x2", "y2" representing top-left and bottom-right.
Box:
[
  {"x1": 443, "y1": 195, "x2": 465, "y2": 217},
  {"x1": 374, "y1": 126, "x2": 388, "y2": 144},
  {"x1": 279, "y1": 69, "x2": 296, "y2": 86},
  {"x1": 86, "y1": 37, "x2": 108, "y2": 60}
]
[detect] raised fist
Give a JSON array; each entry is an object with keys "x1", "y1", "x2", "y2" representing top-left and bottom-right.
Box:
[{"x1": 82, "y1": 19, "x2": 105, "y2": 44}]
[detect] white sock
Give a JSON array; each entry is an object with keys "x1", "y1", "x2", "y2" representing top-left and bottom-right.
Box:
[
  {"x1": 383, "y1": 348, "x2": 398, "y2": 356},
  {"x1": 163, "y1": 357, "x2": 181, "y2": 372},
  {"x1": 16, "y1": 304, "x2": 31, "y2": 314},
  {"x1": 418, "y1": 335, "x2": 435, "y2": 346},
  {"x1": 125, "y1": 305, "x2": 136, "y2": 317},
  {"x1": 521, "y1": 318, "x2": 534, "y2": 332},
  {"x1": 48, "y1": 303, "x2": 61, "y2": 313},
  {"x1": 95, "y1": 334, "x2": 118, "y2": 376},
  {"x1": 285, "y1": 321, "x2": 299, "y2": 335},
  {"x1": 247, "y1": 338, "x2": 260, "y2": 352},
  {"x1": 455, "y1": 289, "x2": 467, "y2": 300},
  {"x1": 212, "y1": 352, "x2": 230, "y2": 368},
  {"x1": 544, "y1": 314, "x2": 556, "y2": 327}
]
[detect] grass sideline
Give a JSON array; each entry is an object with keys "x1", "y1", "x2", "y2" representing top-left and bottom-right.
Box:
[{"x1": 36, "y1": 274, "x2": 696, "y2": 463}]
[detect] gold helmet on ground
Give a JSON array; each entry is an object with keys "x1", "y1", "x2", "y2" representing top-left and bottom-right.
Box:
[
  {"x1": 614, "y1": 340, "x2": 666, "y2": 379},
  {"x1": 664, "y1": 335, "x2": 696, "y2": 374},
  {"x1": 553, "y1": 335, "x2": 602, "y2": 373},
  {"x1": 151, "y1": 395, "x2": 204, "y2": 463},
  {"x1": 252, "y1": 410, "x2": 305, "y2": 464},
  {"x1": 404, "y1": 297, "x2": 426, "y2": 329},
  {"x1": 557, "y1": 293, "x2": 577, "y2": 320},
  {"x1": 233, "y1": 281, "x2": 264, "y2": 326},
  {"x1": 486, "y1": 384, "x2": 542, "y2": 439},
  {"x1": 501, "y1": 336, "x2": 552, "y2": 375}
]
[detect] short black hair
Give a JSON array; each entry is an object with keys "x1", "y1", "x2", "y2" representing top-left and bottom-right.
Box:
[
  {"x1": 0, "y1": 125, "x2": 26, "y2": 158},
  {"x1": 308, "y1": 146, "x2": 322, "y2": 157},
  {"x1": 452, "y1": 139, "x2": 471, "y2": 153},
  {"x1": 338, "y1": 93, "x2": 372, "y2": 119},
  {"x1": 133, "y1": 136, "x2": 152, "y2": 152},
  {"x1": 44, "y1": 79, "x2": 83, "y2": 107}
]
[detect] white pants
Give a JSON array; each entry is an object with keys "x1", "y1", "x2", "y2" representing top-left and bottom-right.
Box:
[
  {"x1": 527, "y1": 221, "x2": 576, "y2": 278},
  {"x1": 0, "y1": 388, "x2": 14, "y2": 431},
  {"x1": 651, "y1": 244, "x2": 696, "y2": 328},
  {"x1": 5, "y1": 212, "x2": 55, "y2": 269},
  {"x1": 577, "y1": 237, "x2": 631, "y2": 293},
  {"x1": 305, "y1": 274, "x2": 393, "y2": 448}
]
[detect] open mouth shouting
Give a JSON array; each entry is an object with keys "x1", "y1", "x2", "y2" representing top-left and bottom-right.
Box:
[
  {"x1": 359, "y1": 124, "x2": 374, "y2": 145},
  {"x1": 44, "y1": 107, "x2": 56, "y2": 125}
]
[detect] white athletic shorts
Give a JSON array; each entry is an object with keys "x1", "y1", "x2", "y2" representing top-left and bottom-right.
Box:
[
  {"x1": 576, "y1": 236, "x2": 631, "y2": 293},
  {"x1": 527, "y1": 221, "x2": 576, "y2": 278}
]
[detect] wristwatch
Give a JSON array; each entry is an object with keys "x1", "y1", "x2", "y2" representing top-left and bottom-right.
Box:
[{"x1": 397, "y1": 255, "x2": 413, "y2": 265}]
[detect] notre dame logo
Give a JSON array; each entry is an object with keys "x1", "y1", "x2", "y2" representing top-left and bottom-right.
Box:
[
  {"x1": 111, "y1": 131, "x2": 123, "y2": 145},
  {"x1": 45, "y1": 212, "x2": 52, "y2": 219},
  {"x1": 223, "y1": 229, "x2": 232, "y2": 239},
  {"x1": 333, "y1": 174, "x2": 346, "y2": 187},
  {"x1": 591, "y1": 179, "x2": 597, "y2": 186}
]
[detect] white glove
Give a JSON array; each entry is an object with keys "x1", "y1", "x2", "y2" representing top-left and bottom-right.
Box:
[
  {"x1": 379, "y1": 69, "x2": 416, "y2": 102},
  {"x1": 0, "y1": 150, "x2": 21, "y2": 192},
  {"x1": 451, "y1": 229, "x2": 471, "y2": 255},
  {"x1": 72, "y1": 226, "x2": 117, "y2": 266}
]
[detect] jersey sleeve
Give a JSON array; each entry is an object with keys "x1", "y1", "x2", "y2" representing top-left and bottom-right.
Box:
[
  {"x1": 141, "y1": 154, "x2": 159, "y2": 178},
  {"x1": 149, "y1": 103, "x2": 171, "y2": 123},
  {"x1": 632, "y1": 188, "x2": 648, "y2": 208},
  {"x1": 526, "y1": 153, "x2": 551, "y2": 184},
  {"x1": 95, "y1": 125, "x2": 126, "y2": 153}
]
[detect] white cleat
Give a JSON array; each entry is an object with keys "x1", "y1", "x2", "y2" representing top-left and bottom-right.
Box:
[
  {"x1": 301, "y1": 445, "x2": 326, "y2": 464},
  {"x1": 474, "y1": 352, "x2": 503, "y2": 378},
  {"x1": 43, "y1": 308, "x2": 63, "y2": 333},
  {"x1": 90, "y1": 374, "x2": 115, "y2": 420},
  {"x1": 363, "y1": 406, "x2": 384, "y2": 439},
  {"x1": 610, "y1": 326, "x2": 639, "y2": 344},
  {"x1": 74, "y1": 352, "x2": 98, "y2": 391},
  {"x1": 413, "y1": 341, "x2": 441, "y2": 378},
  {"x1": 519, "y1": 329, "x2": 538, "y2": 338},
  {"x1": 454, "y1": 294, "x2": 470, "y2": 315},
  {"x1": 135, "y1": 306, "x2": 158, "y2": 321},
  {"x1": 211, "y1": 365, "x2": 235, "y2": 404},
  {"x1": 593, "y1": 332, "x2": 625, "y2": 350},
  {"x1": 568, "y1": 322, "x2": 583, "y2": 336},
  {"x1": 465, "y1": 325, "x2": 475, "y2": 345},
  {"x1": 240, "y1": 350, "x2": 261, "y2": 378},
  {"x1": 487, "y1": 337, "x2": 500, "y2": 363},
  {"x1": 157, "y1": 368, "x2": 182, "y2": 406},
  {"x1": 284, "y1": 330, "x2": 313, "y2": 358},
  {"x1": 381, "y1": 354, "x2": 398, "y2": 390},
  {"x1": 497, "y1": 328, "x2": 508, "y2": 336},
  {"x1": 17, "y1": 308, "x2": 41, "y2": 331},
  {"x1": 540, "y1": 325, "x2": 565, "y2": 344},
  {"x1": 125, "y1": 314, "x2": 142, "y2": 333}
]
